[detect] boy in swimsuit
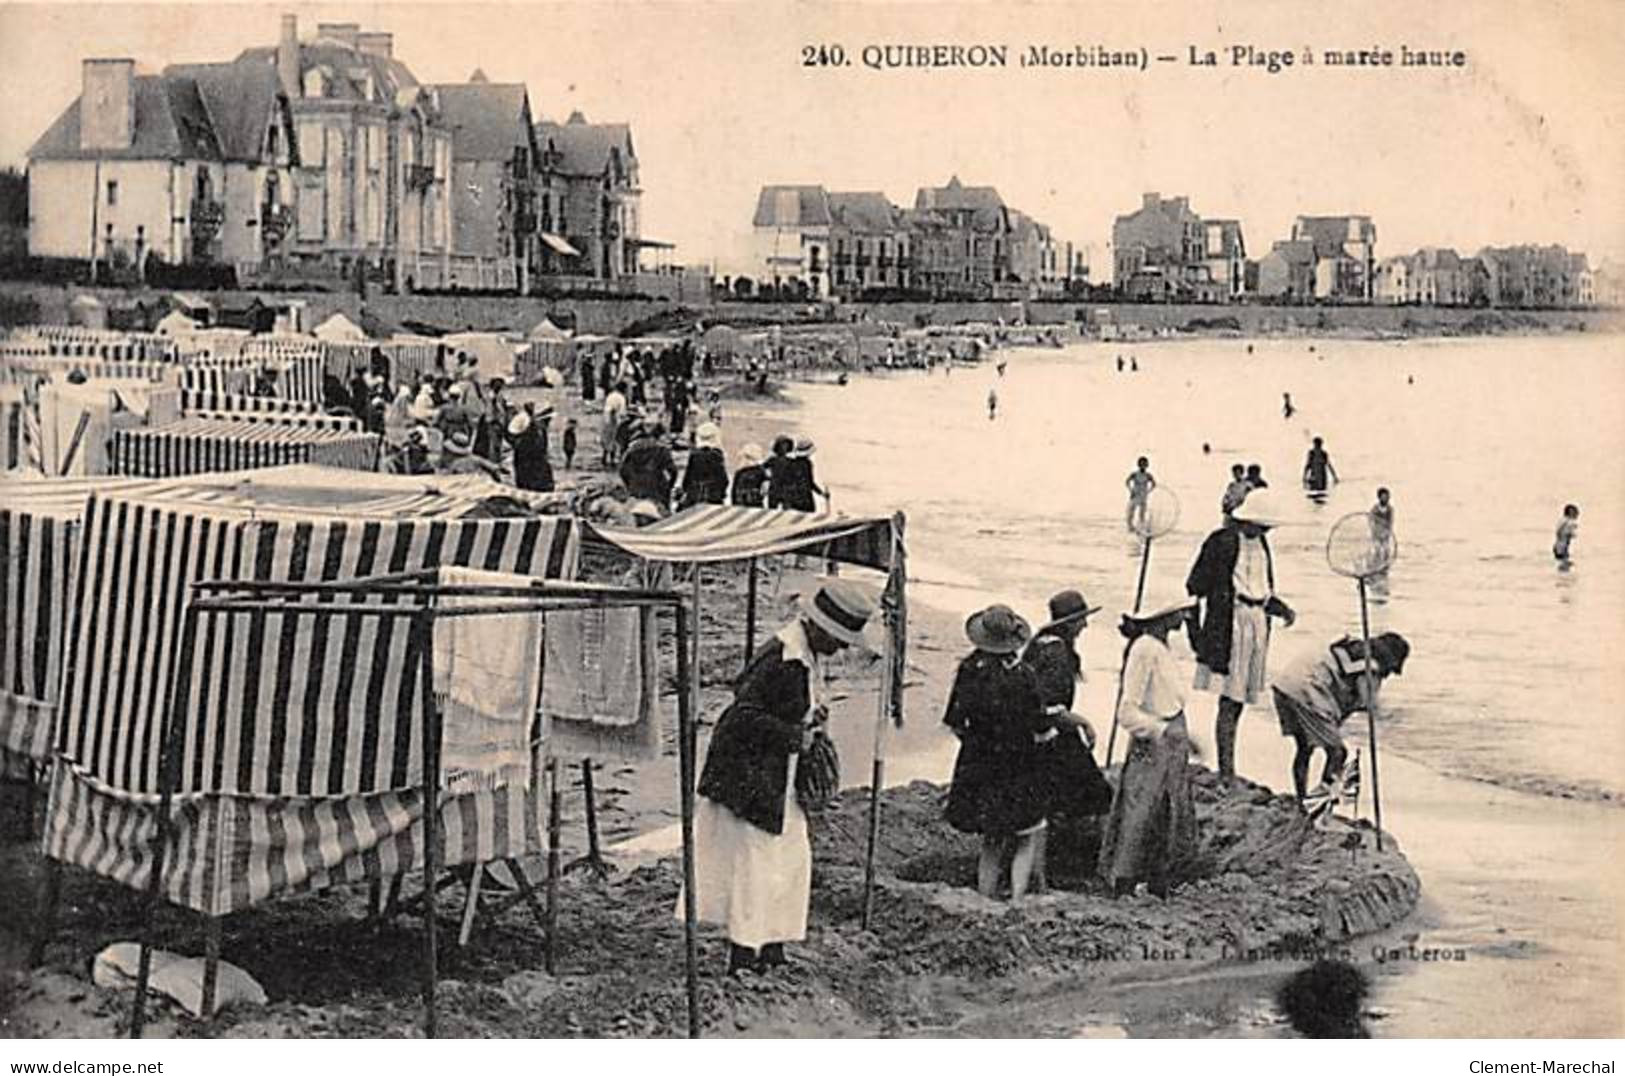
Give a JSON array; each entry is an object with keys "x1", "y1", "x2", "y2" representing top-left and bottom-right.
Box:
[
  {"x1": 1125, "y1": 456, "x2": 1156, "y2": 531},
  {"x1": 1554, "y1": 504, "x2": 1580, "y2": 563}
]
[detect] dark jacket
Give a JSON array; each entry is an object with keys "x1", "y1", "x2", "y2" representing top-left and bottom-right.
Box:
[
  {"x1": 679, "y1": 446, "x2": 729, "y2": 507},
  {"x1": 1023, "y1": 630, "x2": 1080, "y2": 712},
  {"x1": 1185, "y1": 525, "x2": 1276, "y2": 675},
  {"x1": 777, "y1": 457, "x2": 818, "y2": 512},
  {"x1": 507, "y1": 423, "x2": 553, "y2": 492},
  {"x1": 697, "y1": 637, "x2": 810, "y2": 834},
  {"x1": 943, "y1": 652, "x2": 1049, "y2": 835},
  {"x1": 730, "y1": 463, "x2": 768, "y2": 507},
  {"x1": 620, "y1": 437, "x2": 677, "y2": 505}
]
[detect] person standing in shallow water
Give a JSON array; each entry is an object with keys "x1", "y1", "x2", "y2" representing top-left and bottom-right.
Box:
[
  {"x1": 1272, "y1": 632, "x2": 1410, "y2": 805},
  {"x1": 1098, "y1": 600, "x2": 1198, "y2": 897},
  {"x1": 1554, "y1": 503, "x2": 1580, "y2": 564},
  {"x1": 944, "y1": 605, "x2": 1050, "y2": 901},
  {"x1": 1303, "y1": 436, "x2": 1339, "y2": 495},
  {"x1": 1186, "y1": 491, "x2": 1297, "y2": 783},
  {"x1": 1125, "y1": 456, "x2": 1156, "y2": 531}
]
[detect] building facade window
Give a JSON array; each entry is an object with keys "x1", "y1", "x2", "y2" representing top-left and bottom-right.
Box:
[{"x1": 106, "y1": 180, "x2": 118, "y2": 206}]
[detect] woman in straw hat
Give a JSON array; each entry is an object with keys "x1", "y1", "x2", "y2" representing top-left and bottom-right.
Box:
[
  {"x1": 687, "y1": 579, "x2": 877, "y2": 975},
  {"x1": 1099, "y1": 599, "x2": 1198, "y2": 897},
  {"x1": 944, "y1": 605, "x2": 1051, "y2": 901},
  {"x1": 1186, "y1": 489, "x2": 1297, "y2": 783},
  {"x1": 729, "y1": 443, "x2": 769, "y2": 507},
  {"x1": 678, "y1": 422, "x2": 729, "y2": 508}
]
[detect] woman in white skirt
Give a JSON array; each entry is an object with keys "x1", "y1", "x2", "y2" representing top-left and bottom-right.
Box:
[{"x1": 681, "y1": 578, "x2": 875, "y2": 975}]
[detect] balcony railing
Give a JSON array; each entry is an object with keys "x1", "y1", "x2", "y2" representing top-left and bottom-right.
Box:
[
  {"x1": 259, "y1": 204, "x2": 294, "y2": 242},
  {"x1": 405, "y1": 164, "x2": 434, "y2": 192}
]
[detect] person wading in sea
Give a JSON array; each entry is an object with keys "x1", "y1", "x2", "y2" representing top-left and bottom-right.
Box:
[{"x1": 1185, "y1": 491, "x2": 1297, "y2": 784}]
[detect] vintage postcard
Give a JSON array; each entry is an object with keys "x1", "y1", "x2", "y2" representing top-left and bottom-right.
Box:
[{"x1": 0, "y1": 0, "x2": 1621, "y2": 1051}]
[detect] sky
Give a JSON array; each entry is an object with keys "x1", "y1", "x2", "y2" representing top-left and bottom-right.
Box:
[{"x1": 2, "y1": 0, "x2": 1623, "y2": 276}]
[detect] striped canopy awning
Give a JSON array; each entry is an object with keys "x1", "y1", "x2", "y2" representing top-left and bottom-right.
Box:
[
  {"x1": 110, "y1": 417, "x2": 379, "y2": 476},
  {"x1": 585, "y1": 504, "x2": 899, "y2": 571}
]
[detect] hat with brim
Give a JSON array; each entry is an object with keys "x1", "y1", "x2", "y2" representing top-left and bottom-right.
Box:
[
  {"x1": 1231, "y1": 490, "x2": 1291, "y2": 527},
  {"x1": 1120, "y1": 599, "x2": 1194, "y2": 633},
  {"x1": 1369, "y1": 632, "x2": 1410, "y2": 676},
  {"x1": 794, "y1": 437, "x2": 815, "y2": 456},
  {"x1": 797, "y1": 578, "x2": 877, "y2": 651},
  {"x1": 740, "y1": 442, "x2": 764, "y2": 466},
  {"x1": 1040, "y1": 589, "x2": 1102, "y2": 633},
  {"x1": 965, "y1": 604, "x2": 1031, "y2": 655},
  {"x1": 694, "y1": 423, "x2": 722, "y2": 449},
  {"x1": 507, "y1": 411, "x2": 532, "y2": 436},
  {"x1": 445, "y1": 433, "x2": 473, "y2": 457}
]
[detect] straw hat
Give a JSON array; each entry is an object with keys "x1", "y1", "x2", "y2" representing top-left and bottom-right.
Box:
[
  {"x1": 694, "y1": 422, "x2": 722, "y2": 449},
  {"x1": 1231, "y1": 490, "x2": 1291, "y2": 527},
  {"x1": 1119, "y1": 597, "x2": 1194, "y2": 637},
  {"x1": 508, "y1": 411, "x2": 532, "y2": 436},
  {"x1": 796, "y1": 578, "x2": 877, "y2": 650},
  {"x1": 1039, "y1": 589, "x2": 1103, "y2": 634},
  {"x1": 965, "y1": 604, "x2": 1031, "y2": 655},
  {"x1": 740, "y1": 442, "x2": 764, "y2": 466},
  {"x1": 793, "y1": 436, "x2": 816, "y2": 456}
]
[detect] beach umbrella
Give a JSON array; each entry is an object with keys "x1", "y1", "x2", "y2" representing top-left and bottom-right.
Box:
[
  {"x1": 1326, "y1": 510, "x2": 1400, "y2": 850},
  {"x1": 1104, "y1": 485, "x2": 1180, "y2": 768}
]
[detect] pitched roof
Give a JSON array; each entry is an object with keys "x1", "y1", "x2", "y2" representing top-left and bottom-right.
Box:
[
  {"x1": 1293, "y1": 215, "x2": 1375, "y2": 258},
  {"x1": 1267, "y1": 239, "x2": 1317, "y2": 265},
  {"x1": 434, "y1": 82, "x2": 531, "y2": 160},
  {"x1": 752, "y1": 185, "x2": 831, "y2": 228},
  {"x1": 914, "y1": 175, "x2": 1005, "y2": 213},
  {"x1": 29, "y1": 73, "x2": 224, "y2": 161},
  {"x1": 237, "y1": 40, "x2": 427, "y2": 112},
  {"x1": 164, "y1": 58, "x2": 282, "y2": 162},
  {"x1": 827, "y1": 191, "x2": 898, "y2": 234},
  {"x1": 534, "y1": 111, "x2": 635, "y2": 176}
]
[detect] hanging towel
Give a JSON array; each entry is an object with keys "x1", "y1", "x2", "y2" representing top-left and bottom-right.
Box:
[
  {"x1": 541, "y1": 604, "x2": 660, "y2": 762},
  {"x1": 432, "y1": 566, "x2": 543, "y2": 792}
]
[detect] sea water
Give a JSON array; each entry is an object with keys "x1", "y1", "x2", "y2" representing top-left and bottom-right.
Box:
[
  {"x1": 775, "y1": 333, "x2": 1625, "y2": 1036},
  {"x1": 792, "y1": 334, "x2": 1625, "y2": 803}
]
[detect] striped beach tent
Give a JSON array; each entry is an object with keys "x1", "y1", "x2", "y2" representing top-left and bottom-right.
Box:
[
  {"x1": 584, "y1": 503, "x2": 898, "y2": 570},
  {"x1": 43, "y1": 485, "x2": 581, "y2": 915},
  {"x1": 110, "y1": 417, "x2": 379, "y2": 476},
  {"x1": 177, "y1": 390, "x2": 320, "y2": 415},
  {"x1": 183, "y1": 410, "x2": 364, "y2": 433}
]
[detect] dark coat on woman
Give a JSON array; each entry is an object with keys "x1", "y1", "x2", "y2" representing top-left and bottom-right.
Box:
[
  {"x1": 679, "y1": 446, "x2": 729, "y2": 507},
  {"x1": 620, "y1": 435, "x2": 677, "y2": 505},
  {"x1": 1185, "y1": 525, "x2": 1276, "y2": 675},
  {"x1": 778, "y1": 457, "x2": 818, "y2": 512},
  {"x1": 764, "y1": 454, "x2": 792, "y2": 509},
  {"x1": 697, "y1": 637, "x2": 810, "y2": 835},
  {"x1": 507, "y1": 422, "x2": 554, "y2": 492},
  {"x1": 943, "y1": 652, "x2": 1050, "y2": 836},
  {"x1": 730, "y1": 463, "x2": 768, "y2": 507},
  {"x1": 1023, "y1": 631, "x2": 1114, "y2": 820}
]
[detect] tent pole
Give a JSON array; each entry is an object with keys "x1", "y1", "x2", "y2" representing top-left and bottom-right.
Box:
[
  {"x1": 545, "y1": 754, "x2": 560, "y2": 974},
  {"x1": 200, "y1": 915, "x2": 221, "y2": 1019},
  {"x1": 863, "y1": 514, "x2": 906, "y2": 931},
  {"x1": 130, "y1": 603, "x2": 200, "y2": 1039},
  {"x1": 691, "y1": 565, "x2": 703, "y2": 726},
  {"x1": 416, "y1": 613, "x2": 443, "y2": 1040},
  {"x1": 743, "y1": 556, "x2": 758, "y2": 669},
  {"x1": 674, "y1": 600, "x2": 701, "y2": 1039},
  {"x1": 582, "y1": 758, "x2": 601, "y2": 871}
]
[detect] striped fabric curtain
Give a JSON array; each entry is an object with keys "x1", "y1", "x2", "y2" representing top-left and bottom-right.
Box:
[{"x1": 45, "y1": 494, "x2": 579, "y2": 914}]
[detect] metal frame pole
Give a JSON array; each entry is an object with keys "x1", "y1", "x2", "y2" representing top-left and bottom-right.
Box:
[
  {"x1": 673, "y1": 600, "x2": 701, "y2": 1039},
  {"x1": 743, "y1": 556, "x2": 759, "y2": 669},
  {"x1": 415, "y1": 611, "x2": 443, "y2": 1039},
  {"x1": 1106, "y1": 535, "x2": 1153, "y2": 768},
  {"x1": 129, "y1": 603, "x2": 200, "y2": 1038},
  {"x1": 1358, "y1": 578, "x2": 1385, "y2": 851}
]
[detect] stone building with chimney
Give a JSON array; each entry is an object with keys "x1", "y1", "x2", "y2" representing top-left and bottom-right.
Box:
[
  {"x1": 436, "y1": 72, "x2": 541, "y2": 292},
  {"x1": 533, "y1": 111, "x2": 642, "y2": 282},
  {"x1": 27, "y1": 14, "x2": 455, "y2": 289}
]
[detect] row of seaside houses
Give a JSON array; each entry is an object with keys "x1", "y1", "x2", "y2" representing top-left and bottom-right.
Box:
[
  {"x1": 24, "y1": 15, "x2": 668, "y2": 293},
  {"x1": 1112, "y1": 191, "x2": 1615, "y2": 307},
  {"x1": 750, "y1": 178, "x2": 1083, "y2": 301}
]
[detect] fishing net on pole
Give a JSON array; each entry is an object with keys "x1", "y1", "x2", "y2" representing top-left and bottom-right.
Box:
[
  {"x1": 1130, "y1": 485, "x2": 1181, "y2": 542},
  {"x1": 1326, "y1": 510, "x2": 1399, "y2": 580}
]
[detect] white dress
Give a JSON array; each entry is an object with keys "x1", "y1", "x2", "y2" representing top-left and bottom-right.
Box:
[{"x1": 679, "y1": 622, "x2": 817, "y2": 949}]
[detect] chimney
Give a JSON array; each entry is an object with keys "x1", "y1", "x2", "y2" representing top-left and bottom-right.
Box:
[
  {"x1": 1142, "y1": 192, "x2": 1160, "y2": 209},
  {"x1": 80, "y1": 59, "x2": 136, "y2": 151},
  {"x1": 277, "y1": 14, "x2": 299, "y2": 98},
  {"x1": 317, "y1": 22, "x2": 360, "y2": 48},
  {"x1": 356, "y1": 32, "x2": 393, "y2": 59}
]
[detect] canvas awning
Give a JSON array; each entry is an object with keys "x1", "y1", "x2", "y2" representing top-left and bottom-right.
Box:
[
  {"x1": 540, "y1": 233, "x2": 580, "y2": 257},
  {"x1": 585, "y1": 504, "x2": 898, "y2": 572}
]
